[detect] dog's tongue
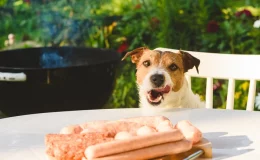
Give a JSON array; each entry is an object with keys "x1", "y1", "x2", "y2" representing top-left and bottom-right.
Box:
[{"x1": 154, "y1": 85, "x2": 171, "y2": 93}]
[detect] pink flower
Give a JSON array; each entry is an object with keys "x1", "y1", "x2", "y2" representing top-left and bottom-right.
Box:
[
  {"x1": 207, "y1": 20, "x2": 219, "y2": 33},
  {"x1": 213, "y1": 80, "x2": 223, "y2": 91},
  {"x1": 235, "y1": 9, "x2": 252, "y2": 17}
]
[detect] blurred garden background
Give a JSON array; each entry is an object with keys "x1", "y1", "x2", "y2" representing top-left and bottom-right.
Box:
[{"x1": 0, "y1": 0, "x2": 260, "y2": 111}]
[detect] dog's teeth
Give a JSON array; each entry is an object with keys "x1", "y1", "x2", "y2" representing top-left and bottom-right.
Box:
[
  {"x1": 148, "y1": 93, "x2": 162, "y2": 103},
  {"x1": 154, "y1": 95, "x2": 162, "y2": 102}
]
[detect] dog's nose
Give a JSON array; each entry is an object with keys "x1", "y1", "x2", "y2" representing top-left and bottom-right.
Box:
[{"x1": 150, "y1": 74, "x2": 165, "y2": 87}]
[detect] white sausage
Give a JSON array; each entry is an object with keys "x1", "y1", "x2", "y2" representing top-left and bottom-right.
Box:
[
  {"x1": 136, "y1": 126, "x2": 156, "y2": 136},
  {"x1": 60, "y1": 125, "x2": 83, "y2": 134},
  {"x1": 175, "y1": 120, "x2": 202, "y2": 144},
  {"x1": 91, "y1": 140, "x2": 192, "y2": 160},
  {"x1": 114, "y1": 131, "x2": 134, "y2": 140},
  {"x1": 85, "y1": 129, "x2": 184, "y2": 159}
]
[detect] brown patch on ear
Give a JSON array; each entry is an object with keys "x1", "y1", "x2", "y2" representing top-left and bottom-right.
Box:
[
  {"x1": 180, "y1": 50, "x2": 200, "y2": 73},
  {"x1": 121, "y1": 47, "x2": 149, "y2": 64}
]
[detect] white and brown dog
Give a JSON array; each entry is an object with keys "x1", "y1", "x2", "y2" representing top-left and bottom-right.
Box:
[{"x1": 122, "y1": 47, "x2": 205, "y2": 109}]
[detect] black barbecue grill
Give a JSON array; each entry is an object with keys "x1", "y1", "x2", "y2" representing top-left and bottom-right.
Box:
[{"x1": 0, "y1": 47, "x2": 120, "y2": 116}]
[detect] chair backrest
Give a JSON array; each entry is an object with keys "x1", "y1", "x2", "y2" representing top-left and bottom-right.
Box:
[{"x1": 156, "y1": 47, "x2": 260, "y2": 111}]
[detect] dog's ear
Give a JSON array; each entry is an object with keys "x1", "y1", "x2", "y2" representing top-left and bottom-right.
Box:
[
  {"x1": 180, "y1": 50, "x2": 200, "y2": 74},
  {"x1": 121, "y1": 47, "x2": 148, "y2": 64}
]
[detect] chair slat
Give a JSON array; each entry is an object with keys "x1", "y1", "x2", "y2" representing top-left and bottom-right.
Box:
[
  {"x1": 246, "y1": 79, "x2": 256, "y2": 111},
  {"x1": 185, "y1": 75, "x2": 191, "y2": 90},
  {"x1": 206, "y1": 77, "x2": 213, "y2": 109},
  {"x1": 226, "y1": 78, "x2": 235, "y2": 110}
]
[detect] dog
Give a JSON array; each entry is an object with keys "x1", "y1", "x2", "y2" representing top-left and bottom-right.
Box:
[{"x1": 122, "y1": 47, "x2": 205, "y2": 109}]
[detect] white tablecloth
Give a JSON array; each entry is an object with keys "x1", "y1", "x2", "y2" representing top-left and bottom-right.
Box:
[{"x1": 0, "y1": 108, "x2": 259, "y2": 160}]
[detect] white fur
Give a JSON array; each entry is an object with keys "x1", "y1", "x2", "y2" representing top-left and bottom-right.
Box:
[{"x1": 138, "y1": 67, "x2": 205, "y2": 110}]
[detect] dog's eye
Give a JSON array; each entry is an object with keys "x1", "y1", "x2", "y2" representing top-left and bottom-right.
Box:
[
  {"x1": 143, "y1": 60, "x2": 151, "y2": 67},
  {"x1": 169, "y1": 64, "x2": 178, "y2": 71}
]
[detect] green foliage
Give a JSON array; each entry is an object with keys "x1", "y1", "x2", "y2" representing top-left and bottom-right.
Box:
[
  {"x1": 0, "y1": 0, "x2": 260, "y2": 110},
  {"x1": 105, "y1": 58, "x2": 139, "y2": 108}
]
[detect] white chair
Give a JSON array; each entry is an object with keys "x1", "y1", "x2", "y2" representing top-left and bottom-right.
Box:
[{"x1": 156, "y1": 47, "x2": 260, "y2": 111}]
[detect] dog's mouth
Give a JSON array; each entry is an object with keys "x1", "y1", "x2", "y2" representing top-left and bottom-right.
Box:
[{"x1": 147, "y1": 85, "x2": 171, "y2": 105}]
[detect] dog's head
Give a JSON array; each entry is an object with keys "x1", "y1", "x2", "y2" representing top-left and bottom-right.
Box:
[{"x1": 122, "y1": 47, "x2": 200, "y2": 107}]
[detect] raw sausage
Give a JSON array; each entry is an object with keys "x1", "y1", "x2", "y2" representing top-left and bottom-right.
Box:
[
  {"x1": 136, "y1": 126, "x2": 157, "y2": 136},
  {"x1": 80, "y1": 120, "x2": 108, "y2": 129},
  {"x1": 91, "y1": 140, "x2": 192, "y2": 160},
  {"x1": 81, "y1": 121, "x2": 144, "y2": 137},
  {"x1": 60, "y1": 121, "x2": 108, "y2": 134},
  {"x1": 175, "y1": 120, "x2": 202, "y2": 144},
  {"x1": 119, "y1": 116, "x2": 173, "y2": 128},
  {"x1": 114, "y1": 131, "x2": 135, "y2": 140},
  {"x1": 156, "y1": 121, "x2": 175, "y2": 132},
  {"x1": 60, "y1": 116, "x2": 173, "y2": 135},
  {"x1": 60, "y1": 125, "x2": 83, "y2": 134},
  {"x1": 85, "y1": 129, "x2": 184, "y2": 159}
]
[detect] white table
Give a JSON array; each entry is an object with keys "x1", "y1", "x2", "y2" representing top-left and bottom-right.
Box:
[{"x1": 0, "y1": 108, "x2": 259, "y2": 160}]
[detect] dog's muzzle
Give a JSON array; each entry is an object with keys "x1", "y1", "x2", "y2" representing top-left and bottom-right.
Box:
[{"x1": 150, "y1": 74, "x2": 165, "y2": 87}]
